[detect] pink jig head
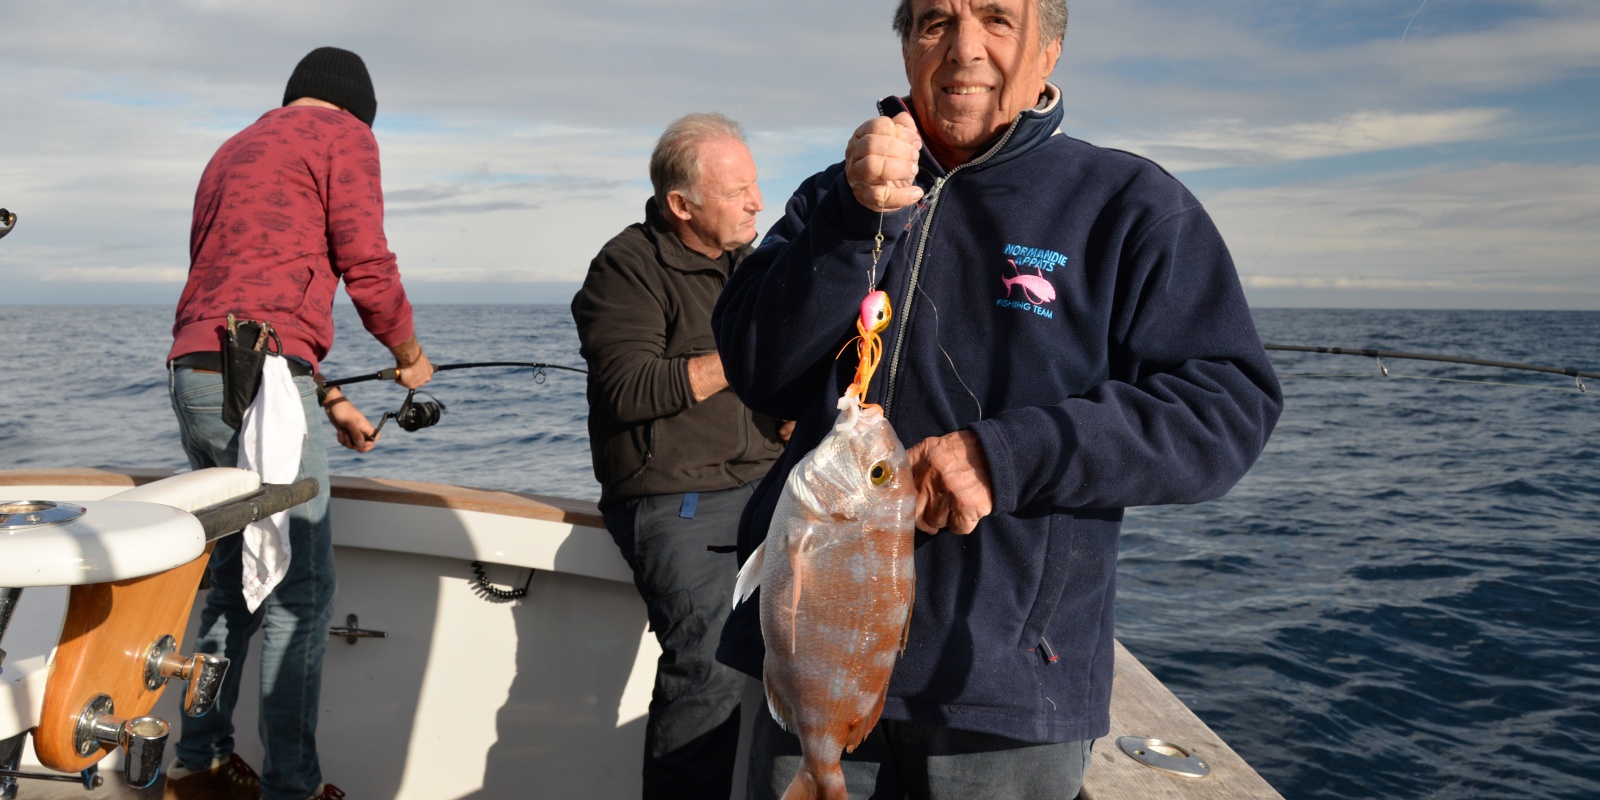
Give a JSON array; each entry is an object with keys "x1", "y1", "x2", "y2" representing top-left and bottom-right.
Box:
[{"x1": 846, "y1": 291, "x2": 892, "y2": 408}]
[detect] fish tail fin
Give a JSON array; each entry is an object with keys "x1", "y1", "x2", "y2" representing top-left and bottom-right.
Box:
[
  {"x1": 780, "y1": 760, "x2": 848, "y2": 800},
  {"x1": 733, "y1": 540, "x2": 766, "y2": 607}
]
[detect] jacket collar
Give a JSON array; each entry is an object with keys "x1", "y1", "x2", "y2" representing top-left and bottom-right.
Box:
[
  {"x1": 905, "y1": 82, "x2": 1065, "y2": 175},
  {"x1": 643, "y1": 197, "x2": 746, "y2": 274}
]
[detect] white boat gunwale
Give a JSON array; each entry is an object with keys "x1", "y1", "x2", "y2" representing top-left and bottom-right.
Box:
[{"x1": 0, "y1": 467, "x2": 1281, "y2": 799}]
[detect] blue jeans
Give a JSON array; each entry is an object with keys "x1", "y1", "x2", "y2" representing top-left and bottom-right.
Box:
[
  {"x1": 168, "y1": 365, "x2": 335, "y2": 800},
  {"x1": 746, "y1": 707, "x2": 1094, "y2": 800},
  {"x1": 603, "y1": 486, "x2": 753, "y2": 800}
]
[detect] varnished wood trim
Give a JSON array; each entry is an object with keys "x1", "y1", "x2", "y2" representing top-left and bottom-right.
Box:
[
  {"x1": 0, "y1": 468, "x2": 604, "y2": 530},
  {"x1": 36, "y1": 547, "x2": 212, "y2": 772}
]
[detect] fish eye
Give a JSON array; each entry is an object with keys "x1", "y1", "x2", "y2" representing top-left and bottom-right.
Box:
[{"x1": 869, "y1": 461, "x2": 893, "y2": 486}]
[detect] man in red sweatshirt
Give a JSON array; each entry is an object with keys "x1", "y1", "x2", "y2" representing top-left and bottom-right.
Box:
[{"x1": 164, "y1": 47, "x2": 432, "y2": 800}]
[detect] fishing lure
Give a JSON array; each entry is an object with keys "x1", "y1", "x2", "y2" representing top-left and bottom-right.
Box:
[{"x1": 843, "y1": 290, "x2": 892, "y2": 408}]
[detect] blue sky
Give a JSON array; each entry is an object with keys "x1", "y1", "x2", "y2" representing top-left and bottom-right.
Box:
[{"x1": 1, "y1": 0, "x2": 1596, "y2": 308}]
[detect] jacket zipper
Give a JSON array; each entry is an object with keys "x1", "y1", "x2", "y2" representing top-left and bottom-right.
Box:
[{"x1": 881, "y1": 116, "x2": 1025, "y2": 419}]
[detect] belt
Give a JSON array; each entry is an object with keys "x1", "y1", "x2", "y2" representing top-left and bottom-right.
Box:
[{"x1": 173, "y1": 352, "x2": 313, "y2": 378}]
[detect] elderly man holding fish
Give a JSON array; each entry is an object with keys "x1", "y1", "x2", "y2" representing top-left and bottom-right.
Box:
[{"x1": 713, "y1": 1, "x2": 1283, "y2": 798}]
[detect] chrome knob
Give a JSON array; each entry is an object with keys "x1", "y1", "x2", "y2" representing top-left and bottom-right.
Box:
[
  {"x1": 74, "y1": 694, "x2": 169, "y2": 788},
  {"x1": 145, "y1": 635, "x2": 229, "y2": 717}
]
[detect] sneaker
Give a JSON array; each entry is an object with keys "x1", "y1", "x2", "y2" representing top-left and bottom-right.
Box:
[
  {"x1": 163, "y1": 753, "x2": 262, "y2": 799},
  {"x1": 309, "y1": 785, "x2": 345, "y2": 800}
]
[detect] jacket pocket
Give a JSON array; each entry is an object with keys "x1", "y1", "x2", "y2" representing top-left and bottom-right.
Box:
[{"x1": 1018, "y1": 514, "x2": 1074, "y2": 652}]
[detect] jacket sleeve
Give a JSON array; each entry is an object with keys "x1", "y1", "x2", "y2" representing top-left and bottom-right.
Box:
[
  {"x1": 713, "y1": 164, "x2": 917, "y2": 420},
  {"x1": 327, "y1": 124, "x2": 415, "y2": 348},
  {"x1": 971, "y1": 206, "x2": 1283, "y2": 513},
  {"x1": 573, "y1": 244, "x2": 697, "y2": 425}
]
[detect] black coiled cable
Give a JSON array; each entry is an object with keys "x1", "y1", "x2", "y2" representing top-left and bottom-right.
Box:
[{"x1": 470, "y1": 561, "x2": 535, "y2": 602}]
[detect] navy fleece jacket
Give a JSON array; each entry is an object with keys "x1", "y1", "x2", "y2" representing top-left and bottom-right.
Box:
[{"x1": 712, "y1": 85, "x2": 1282, "y2": 744}]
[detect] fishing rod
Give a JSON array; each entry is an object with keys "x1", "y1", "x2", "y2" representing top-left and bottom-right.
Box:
[
  {"x1": 1265, "y1": 344, "x2": 1597, "y2": 392},
  {"x1": 323, "y1": 361, "x2": 588, "y2": 438},
  {"x1": 323, "y1": 360, "x2": 585, "y2": 389}
]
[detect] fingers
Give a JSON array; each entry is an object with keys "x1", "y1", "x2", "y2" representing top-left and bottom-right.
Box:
[
  {"x1": 396, "y1": 351, "x2": 433, "y2": 389},
  {"x1": 907, "y1": 431, "x2": 994, "y2": 535},
  {"x1": 329, "y1": 405, "x2": 379, "y2": 453},
  {"x1": 846, "y1": 115, "x2": 924, "y2": 212}
]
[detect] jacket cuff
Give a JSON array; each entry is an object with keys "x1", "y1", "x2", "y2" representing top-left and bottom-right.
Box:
[{"x1": 969, "y1": 418, "x2": 1019, "y2": 517}]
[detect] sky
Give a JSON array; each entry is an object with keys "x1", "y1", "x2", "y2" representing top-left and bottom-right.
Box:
[{"x1": 1, "y1": 0, "x2": 1597, "y2": 309}]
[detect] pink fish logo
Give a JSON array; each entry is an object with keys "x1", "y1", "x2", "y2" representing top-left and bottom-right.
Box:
[{"x1": 1002, "y1": 259, "x2": 1057, "y2": 305}]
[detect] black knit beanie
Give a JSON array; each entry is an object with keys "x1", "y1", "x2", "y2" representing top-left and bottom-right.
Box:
[{"x1": 282, "y1": 47, "x2": 377, "y2": 127}]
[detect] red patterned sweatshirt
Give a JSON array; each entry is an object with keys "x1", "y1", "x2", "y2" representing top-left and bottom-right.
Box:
[{"x1": 169, "y1": 106, "x2": 415, "y2": 371}]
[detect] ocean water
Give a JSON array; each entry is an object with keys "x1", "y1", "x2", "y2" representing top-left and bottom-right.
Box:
[{"x1": 2, "y1": 304, "x2": 1597, "y2": 799}]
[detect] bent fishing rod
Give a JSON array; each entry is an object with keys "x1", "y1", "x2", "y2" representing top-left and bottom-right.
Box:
[
  {"x1": 323, "y1": 360, "x2": 586, "y2": 389},
  {"x1": 323, "y1": 360, "x2": 587, "y2": 438},
  {"x1": 1265, "y1": 344, "x2": 1598, "y2": 392}
]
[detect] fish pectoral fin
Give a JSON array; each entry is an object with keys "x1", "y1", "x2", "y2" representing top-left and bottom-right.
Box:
[
  {"x1": 733, "y1": 541, "x2": 766, "y2": 607},
  {"x1": 785, "y1": 531, "x2": 812, "y2": 654}
]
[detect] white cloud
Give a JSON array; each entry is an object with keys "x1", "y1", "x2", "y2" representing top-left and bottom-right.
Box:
[
  {"x1": 1, "y1": 0, "x2": 1597, "y2": 307},
  {"x1": 1119, "y1": 108, "x2": 1511, "y2": 171},
  {"x1": 1211, "y1": 162, "x2": 1600, "y2": 298}
]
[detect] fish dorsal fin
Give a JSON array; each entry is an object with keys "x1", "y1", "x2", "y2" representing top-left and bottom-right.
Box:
[
  {"x1": 763, "y1": 670, "x2": 796, "y2": 734},
  {"x1": 732, "y1": 539, "x2": 766, "y2": 608},
  {"x1": 899, "y1": 577, "x2": 915, "y2": 655},
  {"x1": 845, "y1": 686, "x2": 890, "y2": 753}
]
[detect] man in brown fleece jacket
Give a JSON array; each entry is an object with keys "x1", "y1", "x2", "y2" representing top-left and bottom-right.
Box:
[{"x1": 571, "y1": 112, "x2": 787, "y2": 800}]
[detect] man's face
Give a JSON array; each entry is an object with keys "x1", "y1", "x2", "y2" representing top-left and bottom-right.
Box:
[
  {"x1": 677, "y1": 138, "x2": 763, "y2": 255},
  {"x1": 903, "y1": 0, "x2": 1062, "y2": 166}
]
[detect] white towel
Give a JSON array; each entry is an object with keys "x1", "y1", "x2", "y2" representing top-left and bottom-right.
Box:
[{"x1": 236, "y1": 355, "x2": 307, "y2": 612}]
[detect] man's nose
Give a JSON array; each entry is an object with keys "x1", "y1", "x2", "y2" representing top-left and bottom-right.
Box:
[
  {"x1": 748, "y1": 184, "x2": 764, "y2": 213},
  {"x1": 948, "y1": 18, "x2": 986, "y2": 64}
]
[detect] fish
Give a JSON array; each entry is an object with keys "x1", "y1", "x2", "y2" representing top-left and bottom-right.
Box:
[
  {"x1": 1002, "y1": 258, "x2": 1057, "y2": 305},
  {"x1": 733, "y1": 291, "x2": 916, "y2": 800}
]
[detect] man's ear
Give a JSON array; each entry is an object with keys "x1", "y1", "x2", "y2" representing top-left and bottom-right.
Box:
[
  {"x1": 665, "y1": 190, "x2": 695, "y2": 222},
  {"x1": 1042, "y1": 38, "x2": 1062, "y2": 77}
]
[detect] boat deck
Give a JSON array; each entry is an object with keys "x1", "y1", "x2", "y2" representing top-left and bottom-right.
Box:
[{"x1": 1, "y1": 468, "x2": 1281, "y2": 799}]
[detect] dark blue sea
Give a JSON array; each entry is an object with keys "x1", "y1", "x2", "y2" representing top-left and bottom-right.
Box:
[{"x1": 1, "y1": 305, "x2": 1597, "y2": 799}]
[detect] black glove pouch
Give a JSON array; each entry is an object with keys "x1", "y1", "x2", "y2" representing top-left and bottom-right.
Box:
[{"x1": 221, "y1": 318, "x2": 280, "y2": 430}]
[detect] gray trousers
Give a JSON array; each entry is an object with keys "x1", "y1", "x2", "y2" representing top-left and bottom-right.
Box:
[
  {"x1": 603, "y1": 485, "x2": 753, "y2": 800},
  {"x1": 745, "y1": 693, "x2": 1093, "y2": 800}
]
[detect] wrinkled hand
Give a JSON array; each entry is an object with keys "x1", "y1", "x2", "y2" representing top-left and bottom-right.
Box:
[
  {"x1": 688, "y1": 352, "x2": 729, "y2": 402},
  {"x1": 906, "y1": 430, "x2": 994, "y2": 534},
  {"x1": 845, "y1": 112, "x2": 924, "y2": 212},
  {"x1": 390, "y1": 336, "x2": 434, "y2": 390},
  {"x1": 324, "y1": 393, "x2": 379, "y2": 453}
]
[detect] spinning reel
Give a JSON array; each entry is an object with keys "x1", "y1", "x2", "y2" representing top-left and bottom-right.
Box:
[{"x1": 368, "y1": 390, "x2": 447, "y2": 440}]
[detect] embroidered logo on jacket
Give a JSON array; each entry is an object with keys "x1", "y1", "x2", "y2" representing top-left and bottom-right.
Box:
[{"x1": 996, "y1": 243, "x2": 1065, "y2": 319}]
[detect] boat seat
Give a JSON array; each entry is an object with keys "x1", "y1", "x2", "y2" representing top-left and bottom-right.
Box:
[
  {"x1": 0, "y1": 468, "x2": 261, "y2": 589},
  {"x1": 0, "y1": 468, "x2": 261, "y2": 740}
]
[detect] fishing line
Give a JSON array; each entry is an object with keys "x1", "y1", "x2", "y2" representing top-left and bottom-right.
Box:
[{"x1": 917, "y1": 290, "x2": 983, "y2": 421}]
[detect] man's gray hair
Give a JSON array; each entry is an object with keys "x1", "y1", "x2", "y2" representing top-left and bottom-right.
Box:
[
  {"x1": 650, "y1": 112, "x2": 747, "y2": 209},
  {"x1": 892, "y1": 0, "x2": 1068, "y2": 48}
]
